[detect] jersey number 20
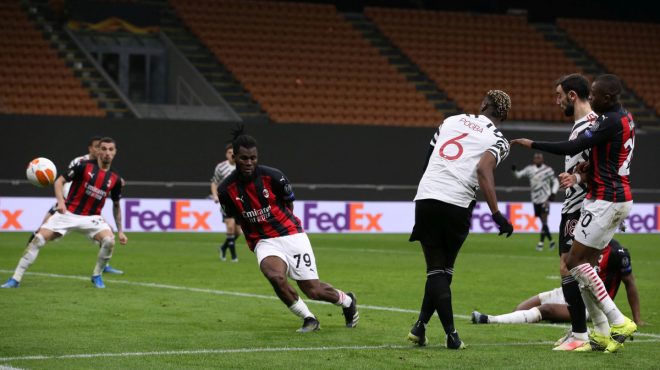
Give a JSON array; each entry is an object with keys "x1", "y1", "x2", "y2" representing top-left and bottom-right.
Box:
[{"x1": 439, "y1": 133, "x2": 468, "y2": 160}]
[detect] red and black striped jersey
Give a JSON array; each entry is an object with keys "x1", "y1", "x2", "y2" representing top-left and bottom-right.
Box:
[
  {"x1": 532, "y1": 104, "x2": 635, "y2": 203},
  {"x1": 585, "y1": 105, "x2": 635, "y2": 202},
  {"x1": 63, "y1": 160, "x2": 122, "y2": 216},
  {"x1": 217, "y1": 165, "x2": 303, "y2": 251},
  {"x1": 596, "y1": 239, "x2": 632, "y2": 299}
]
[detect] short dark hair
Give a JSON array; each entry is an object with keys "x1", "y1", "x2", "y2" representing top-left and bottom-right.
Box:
[
  {"x1": 99, "y1": 137, "x2": 116, "y2": 146},
  {"x1": 232, "y1": 135, "x2": 257, "y2": 154},
  {"x1": 225, "y1": 143, "x2": 233, "y2": 151},
  {"x1": 556, "y1": 74, "x2": 590, "y2": 100},
  {"x1": 88, "y1": 136, "x2": 103, "y2": 146},
  {"x1": 594, "y1": 74, "x2": 623, "y2": 98}
]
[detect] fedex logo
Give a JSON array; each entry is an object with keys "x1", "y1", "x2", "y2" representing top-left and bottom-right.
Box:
[
  {"x1": 125, "y1": 200, "x2": 211, "y2": 231},
  {"x1": 470, "y1": 203, "x2": 539, "y2": 231},
  {"x1": 0, "y1": 206, "x2": 23, "y2": 230},
  {"x1": 626, "y1": 205, "x2": 660, "y2": 232},
  {"x1": 303, "y1": 202, "x2": 382, "y2": 232}
]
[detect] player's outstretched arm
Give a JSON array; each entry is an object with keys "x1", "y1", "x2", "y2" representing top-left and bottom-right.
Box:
[
  {"x1": 113, "y1": 200, "x2": 128, "y2": 245},
  {"x1": 477, "y1": 152, "x2": 513, "y2": 237},
  {"x1": 622, "y1": 273, "x2": 644, "y2": 326}
]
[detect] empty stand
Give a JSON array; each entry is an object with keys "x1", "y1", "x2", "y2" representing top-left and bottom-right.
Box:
[
  {"x1": 366, "y1": 7, "x2": 580, "y2": 122},
  {"x1": 558, "y1": 18, "x2": 660, "y2": 118},
  {"x1": 171, "y1": 0, "x2": 442, "y2": 126},
  {"x1": 0, "y1": 1, "x2": 105, "y2": 117}
]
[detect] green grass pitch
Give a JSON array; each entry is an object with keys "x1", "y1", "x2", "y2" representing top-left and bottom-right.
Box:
[{"x1": 1, "y1": 232, "x2": 659, "y2": 369}]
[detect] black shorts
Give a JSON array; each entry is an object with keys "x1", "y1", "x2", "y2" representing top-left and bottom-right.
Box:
[
  {"x1": 558, "y1": 210, "x2": 581, "y2": 255},
  {"x1": 533, "y1": 202, "x2": 549, "y2": 217},
  {"x1": 220, "y1": 207, "x2": 234, "y2": 222},
  {"x1": 409, "y1": 199, "x2": 474, "y2": 265}
]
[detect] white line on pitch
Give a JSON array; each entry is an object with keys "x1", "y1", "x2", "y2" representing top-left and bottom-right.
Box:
[
  {"x1": 3, "y1": 339, "x2": 660, "y2": 363},
  {"x1": 3, "y1": 269, "x2": 659, "y2": 341}
]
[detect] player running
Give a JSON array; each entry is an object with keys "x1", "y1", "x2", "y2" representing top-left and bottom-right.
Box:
[
  {"x1": 511, "y1": 74, "x2": 637, "y2": 353},
  {"x1": 511, "y1": 152, "x2": 559, "y2": 251},
  {"x1": 407, "y1": 90, "x2": 514, "y2": 350},
  {"x1": 471, "y1": 240, "x2": 642, "y2": 327},
  {"x1": 2, "y1": 137, "x2": 127, "y2": 289},
  {"x1": 217, "y1": 131, "x2": 358, "y2": 332},
  {"x1": 210, "y1": 143, "x2": 242, "y2": 262}
]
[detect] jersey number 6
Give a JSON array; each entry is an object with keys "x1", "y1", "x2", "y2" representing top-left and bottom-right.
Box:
[{"x1": 439, "y1": 133, "x2": 468, "y2": 160}]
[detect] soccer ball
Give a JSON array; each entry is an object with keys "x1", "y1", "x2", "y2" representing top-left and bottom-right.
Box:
[{"x1": 26, "y1": 157, "x2": 57, "y2": 187}]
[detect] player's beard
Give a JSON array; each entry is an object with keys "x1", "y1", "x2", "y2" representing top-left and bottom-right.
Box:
[{"x1": 563, "y1": 102, "x2": 575, "y2": 117}]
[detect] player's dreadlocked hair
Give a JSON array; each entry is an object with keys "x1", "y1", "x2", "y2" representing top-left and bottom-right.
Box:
[
  {"x1": 231, "y1": 123, "x2": 257, "y2": 153},
  {"x1": 486, "y1": 90, "x2": 512, "y2": 121}
]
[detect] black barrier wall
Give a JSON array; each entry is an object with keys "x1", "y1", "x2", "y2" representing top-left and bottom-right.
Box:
[{"x1": 1, "y1": 115, "x2": 658, "y2": 202}]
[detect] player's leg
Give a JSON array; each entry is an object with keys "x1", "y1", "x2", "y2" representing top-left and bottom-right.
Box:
[
  {"x1": 538, "y1": 304, "x2": 571, "y2": 322},
  {"x1": 534, "y1": 204, "x2": 544, "y2": 251},
  {"x1": 409, "y1": 200, "x2": 470, "y2": 349},
  {"x1": 297, "y1": 280, "x2": 358, "y2": 328},
  {"x1": 516, "y1": 294, "x2": 542, "y2": 311},
  {"x1": 225, "y1": 218, "x2": 238, "y2": 262},
  {"x1": 569, "y1": 200, "x2": 635, "y2": 352},
  {"x1": 25, "y1": 206, "x2": 56, "y2": 246},
  {"x1": 2, "y1": 227, "x2": 59, "y2": 288},
  {"x1": 255, "y1": 236, "x2": 321, "y2": 332},
  {"x1": 259, "y1": 255, "x2": 318, "y2": 332},
  {"x1": 90, "y1": 229, "x2": 116, "y2": 289},
  {"x1": 475, "y1": 291, "x2": 548, "y2": 325},
  {"x1": 553, "y1": 210, "x2": 588, "y2": 349},
  {"x1": 219, "y1": 217, "x2": 230, "y2": 261},
  {"x1": 283, "y1": 233, "x2": 358, "y2": 328},
  {"x1": 541, "y1": 208, "x2": 555, "y2": 250}
]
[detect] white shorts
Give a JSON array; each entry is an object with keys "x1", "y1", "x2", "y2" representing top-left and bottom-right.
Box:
[
  {"x1": 41, "y1": 211, "x2": 112, "y2": 240},
  {"x1": 574, "y1": 199, "x2": 632, "y2": 249},
  {"x1": 538, "y1": 288, "x2": 566, "y2": 305},
  {"x1": 254, "y1": 233, "x2": 319, "y2": 281}
]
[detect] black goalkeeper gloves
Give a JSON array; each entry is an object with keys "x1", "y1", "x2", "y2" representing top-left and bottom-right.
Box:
[{"x1": 492, "y1": 211, "x2": 513, "y2": 237}]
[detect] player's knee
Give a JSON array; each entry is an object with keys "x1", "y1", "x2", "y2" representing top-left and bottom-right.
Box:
[
  {"x1": 31, "y1": 233, "x2": 46, "y2": 248},
  {"x1": 264, "y1": 272, "x2": 287, "y2": 287},
  {"x1": 537, "y1": 305, "x2": 551, "y2": 318},
  {"x1": 100, "y1": 236, "x2": 115, "y2": 249}
]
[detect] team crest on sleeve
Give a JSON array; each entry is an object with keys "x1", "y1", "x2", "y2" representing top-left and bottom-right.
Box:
[
  {"x1": 621, "y1": 256, "x2": 630, "y2": 268},
  {"x1": 284, "y1": 184, "x2": 293, "y2": 194},
  {"x1": 263, "y1": 189, "x2": 270, "y2": 198}
]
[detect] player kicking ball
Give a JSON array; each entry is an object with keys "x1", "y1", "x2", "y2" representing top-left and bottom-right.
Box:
[
  {"x1": 511, "y1": 74, "x2": 637, "y2": 352},
  {"x1": 217, "y1": 130, "x2": 358, "y2": 332}
]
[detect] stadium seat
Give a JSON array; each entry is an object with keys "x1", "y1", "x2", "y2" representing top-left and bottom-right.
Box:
[
  {"x1": 0, "y1": 1, "x2": 104, "y2": 117},
  {"x1": 365, "y1": 7, "x2": 579, "y2": 122},
  {"x1": 557, "y1": 18, "x2": 660, "y2": 118},
  {"x1": 170, "y1": 0, "x2": 442, "y2": 127}
]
